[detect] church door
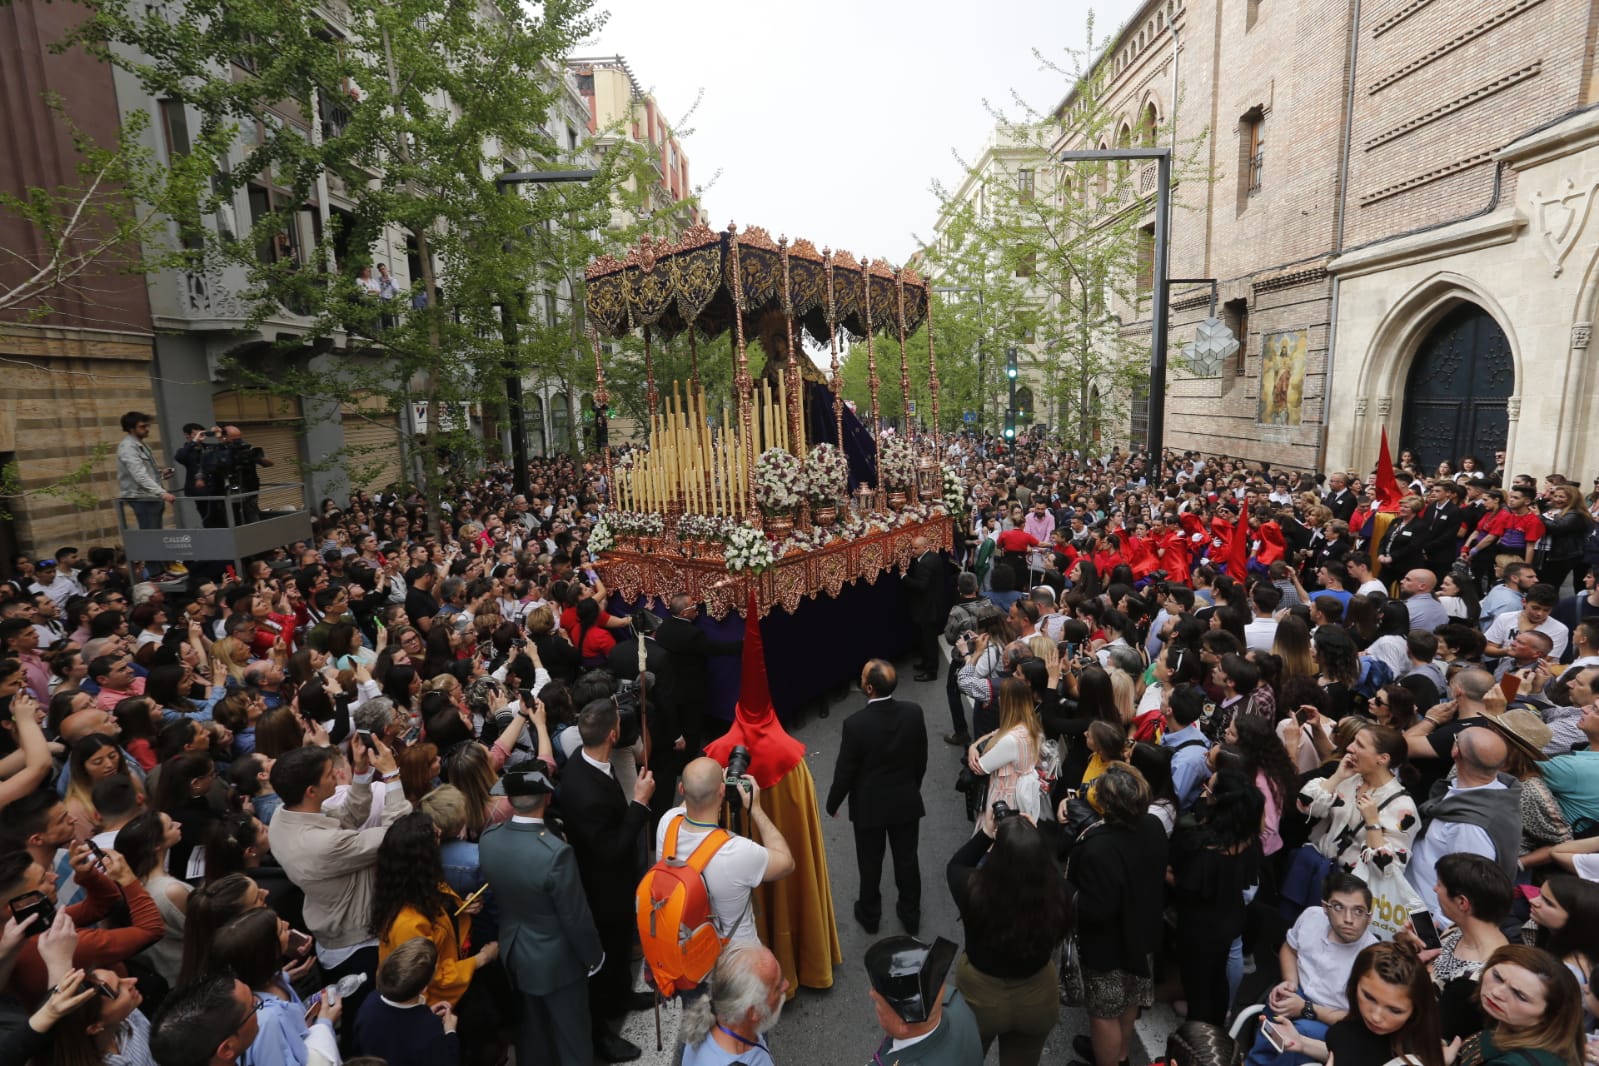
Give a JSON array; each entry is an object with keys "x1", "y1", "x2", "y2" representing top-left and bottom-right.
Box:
[{"x1": 1398, "y1": 303, "x2": 1513, "y2": 473}]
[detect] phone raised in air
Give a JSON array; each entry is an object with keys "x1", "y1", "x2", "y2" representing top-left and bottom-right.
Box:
[{"x1": 1410, "y1": 911, "x2": 1443, "y2": 951}]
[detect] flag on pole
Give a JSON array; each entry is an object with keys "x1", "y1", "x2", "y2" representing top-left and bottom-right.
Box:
[{"x1": 1374, "y1": 426, "x2": 1404, "y2": 514}]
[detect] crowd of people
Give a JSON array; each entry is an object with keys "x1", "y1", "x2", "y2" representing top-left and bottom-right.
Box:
[{"x1": 0, "y1": 429, "x2": 1598, "y2": 1066}]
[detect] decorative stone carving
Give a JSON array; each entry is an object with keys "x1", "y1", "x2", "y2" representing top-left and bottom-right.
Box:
[
  {"x1": 1531, "y1": 178, "x2": 1598, "y2": 277},
  {"x1": 1507, "y1": 396, "x2": 1521, "y2": 420},
  {"x1": 1376, "y1": 395, "x2": 1392, "y2": 419},
  {"x1": 1573, "y1": 324, "x2": 1591, "y2": 350},
  {"x1": 1354, "y1": 397, "x2": 1368, "y2": 417}
]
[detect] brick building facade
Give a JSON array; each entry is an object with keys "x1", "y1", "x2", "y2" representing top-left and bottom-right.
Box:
[{"x1": 1055, "y1": 0, "x2": 1599, "y2": 477}]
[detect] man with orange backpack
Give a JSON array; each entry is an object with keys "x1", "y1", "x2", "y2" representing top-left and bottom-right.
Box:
[{"x1": 639, "y1": 757, "x2": 795, "y2": 998}]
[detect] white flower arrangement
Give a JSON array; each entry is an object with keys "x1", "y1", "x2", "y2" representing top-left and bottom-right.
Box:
[
  {"x1": 609, "y1": 511, "x2": 664, "y2": 538},
  {"x1": 804, "y1": 443, "x2": 849, "y2": 505},
  {"x1": 878, "y1": 436, "x2": 916, "y2": 490},
  {"x1": 588, "y1": 517, "x2": 615, "y2": 554},
  {"x1": 752, "y1": 448, "x2": 803, "y2": 515},
  {"x1": 724, "y1": 525, "x2": 776, "y2": 573},
  {"x1": 676, "y1": 513, "x2": 711, "y2": 542},
  {"x1": 941, "y1": 463, "x2": 966, "y2": 516}
]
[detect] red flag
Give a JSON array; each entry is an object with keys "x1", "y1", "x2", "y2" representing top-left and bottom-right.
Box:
[
  {"x1": 704, "y1": 589, "x2": 806, "y2": 789},
  {"x1": 1257, "y1": 521, "x2": 1287, "y2": 566},
  {"x1": 1374, "y1": 426, "x2": 1403, "y2": 514}
]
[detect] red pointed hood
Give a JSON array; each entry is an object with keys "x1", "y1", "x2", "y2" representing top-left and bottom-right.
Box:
[
  {"x1": 1374, "y1": 426, "x2": 1404, "y2": 514},
  {"x1": 1228, "y1": 505, "x2": 1250, "y2": 576},
  {"x1": 704, "y1": 590, "x2": 806, "y2": 788},
  {"x1": 1257, "y1": 522, "x2": 1287, "y2": 566}
]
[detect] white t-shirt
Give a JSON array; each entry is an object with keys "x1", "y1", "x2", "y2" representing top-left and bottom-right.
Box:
[
  {"x1": 1243, "y1": 617, "x2": 1279, "y2": 654},
  {"x1": 653, "y1": 808, "x2": 769, "y2": 944},
  {"x1": 1286, "y1": 904, "x2": 1377, "y2": 1011}
]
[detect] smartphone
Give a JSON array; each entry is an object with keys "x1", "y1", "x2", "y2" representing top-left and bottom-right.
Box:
[
  {"x1": 355, "y1": 729, "x2": 374, "y2": 745},
  {"x1": 1295, "y1": 705, "x2": 1314, "y2": 725},
  {"x1": 1501, "y1": 673, "x2": 1522, "y2": 700},
  {"x1": 401, "y1": 725, "x2": 421, "y2": 746},
  {"x1": 303, "y1": 990, "x2": 323, "y2": 1021},
  {"x1": 286, "y1": 928, "x2": 314, "y2": 959},
  {"x1": 1410, "y1": 911, "x2": 1443, "y2": 951},
  {"x1": 1262, "y1": 1018, "x2": 1287, "y2": 1055},
  {"x1": 7, "y1": 891, "x2": 56, "y2": 930},
  {"x1": 85, "y1": 839, "x2": 109, "y2": 872}
]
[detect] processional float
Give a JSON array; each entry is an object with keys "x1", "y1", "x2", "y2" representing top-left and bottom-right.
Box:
[{"x1": 584, "y1": 222, "x2": 955, "y2": 618}]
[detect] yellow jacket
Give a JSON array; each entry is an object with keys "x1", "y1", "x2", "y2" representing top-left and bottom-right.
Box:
[{"x1": 378, "y1": 887, "x2": 476, "y2": 1007}]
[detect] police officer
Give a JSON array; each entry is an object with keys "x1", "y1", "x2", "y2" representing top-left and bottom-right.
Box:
[
  {"x1": 478, "y1": 769, "x2": 604, "y2": 1066},
  {"x1": 864, "y1": 935, "x2": 981, "y2": 1066}
]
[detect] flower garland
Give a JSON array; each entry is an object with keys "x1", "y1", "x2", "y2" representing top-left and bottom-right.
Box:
[
  {"x1": 724, "y1": 525, "x2": 776, "y2": 573},
  {"x1": 804, "y1": 443, "x2": 848, "y2": 505},
  {"x1": 752, "y1": 448, "x2": 803, "y2": 515},
  {"x1": 879, "y1": 436, "x2": 916, "y2": 490},
  {"x1": 608, "y1": 510, "x2": 664, "y2": 538}
]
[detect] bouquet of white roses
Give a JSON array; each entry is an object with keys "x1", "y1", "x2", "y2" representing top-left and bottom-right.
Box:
[
  {"x1": 878, "y1": 435, "x2": 916, "y2": 490},
  {"x1": 941, "y1": 463, "x2": 966, "y2": 516},
  {"x1": 724, "y1": 525, "x2": 776, "y2": 573},
  {"x1": 588, "y1": 517, "x2": 615, "y2": 554},
  {"x1": 804, "y1": 443, "x2": 849, "y2": 505},
  {"x1": 752, "y1": 448, "x2": 802, "y2": 515}
]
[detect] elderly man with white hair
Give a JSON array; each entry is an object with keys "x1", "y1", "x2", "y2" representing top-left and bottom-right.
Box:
[{"x1": 681, "y1": 943, "x2": 788, "y2": 1066}]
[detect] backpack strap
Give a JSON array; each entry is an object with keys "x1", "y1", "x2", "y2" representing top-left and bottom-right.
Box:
[{"x1": 663, "y1": 814, "x2": 732, "y2": 870}]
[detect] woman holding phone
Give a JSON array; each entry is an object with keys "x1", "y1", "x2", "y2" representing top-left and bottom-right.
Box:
[{"x1": 1272, "y1": 941, "x2": 1445, "y2": 1066}]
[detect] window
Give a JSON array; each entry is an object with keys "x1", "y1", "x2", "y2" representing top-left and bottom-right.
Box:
[
  {"x1": 1223, "y1": 297, "x2": 1249, "y2": 375},
  {"x1": 1130, "y1": 381, "x2": 1151, "y2": 447},
  {"x1": 1015, "y1": 249, "x2": 1036, "y2": 278},
  {"x1": 160, "y1": 100, "x2": 191, "y2": 158},
  {"x1": 1016, "y1": 168, "x2": 1035, "y2": 202},
  {"x1": 575, "y1": 73, "x2": 594, "y2": 94},
  {"x1": 1139, "y1": 101, "x2": 1159, "y2": 147},
  {"x1": 1242, "y1": 109, "x2": 1266, "y2": 201},
  {"x1": 1247, "y1": 0, "x2": 1264, "y2": 30}
]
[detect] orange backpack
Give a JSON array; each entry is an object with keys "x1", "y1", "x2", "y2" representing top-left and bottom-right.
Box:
[{"x1": 635, "y1": 815, "x2": 733, "y2": 996}]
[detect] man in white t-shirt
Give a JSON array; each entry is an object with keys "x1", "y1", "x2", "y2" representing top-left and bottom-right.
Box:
[
  {"x1": 654, "y1": 757, "x2": 795, "y2": 944},
  {"x1": 1346, "y1": 555, "x2": 1386, "y2": 599},
  {"x1": 1245, "y1": 872, "x2": 1377, "y2": 1065}
]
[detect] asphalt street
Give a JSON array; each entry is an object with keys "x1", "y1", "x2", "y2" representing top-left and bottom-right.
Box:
[{"x1": 615, "y1": 662, "x2": 1182, "y2": 1066}]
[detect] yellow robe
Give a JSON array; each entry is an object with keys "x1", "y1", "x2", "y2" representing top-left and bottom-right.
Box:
[{"x1": 748, "y1": 758, "x2": 841, "y2": 995}]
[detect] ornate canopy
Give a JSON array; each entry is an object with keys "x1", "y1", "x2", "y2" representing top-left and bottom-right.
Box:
[{"x1": 584, "y1": 223, "x2": 929, "y2": 345}]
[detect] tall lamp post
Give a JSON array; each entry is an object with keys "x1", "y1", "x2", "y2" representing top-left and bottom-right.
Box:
[
  {"x1": 1056, "y1": 147, "x2": 1172, "y2": 464},
  {"x1": 931, "y1": 284, "x2": 987, "y2": 430},
  {"x1": 494, "y1": 168, "x2": 599, "y2": 497}
]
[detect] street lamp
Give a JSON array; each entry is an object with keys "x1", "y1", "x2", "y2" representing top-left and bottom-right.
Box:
[
  {"x1": 931, "y1": 284, "x2": 986, "y2": 430},
  {"x1": 1056, "y1": 147, "x2": 1171, "y2": 464},
  {"x1": 495, "y1": 167, "x2": 600, "y2": 497},
  {"x1": 1004, "y1": 346, "x2": 1018, "y2": 441}
]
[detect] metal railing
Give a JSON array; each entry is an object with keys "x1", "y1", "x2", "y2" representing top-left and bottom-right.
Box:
[{"x1": 116, "y1": 484, "x2": 315, "y2": 581}]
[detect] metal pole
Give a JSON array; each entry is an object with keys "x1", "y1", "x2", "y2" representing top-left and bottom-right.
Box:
[
  {"x1": 1058, "y1": 147, "x2": 1173, "y2": 464},
  {"x1": 494, "y1": 169, "x2": 599, "y2": 498},
  {"x1": 1150, "y1": 152, "x2": 1171, "y2": 465}
]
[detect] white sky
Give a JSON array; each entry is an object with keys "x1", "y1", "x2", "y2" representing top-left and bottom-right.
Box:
[{"x1": 581, "y1": 0, "x2": 1145, "y2": 265}]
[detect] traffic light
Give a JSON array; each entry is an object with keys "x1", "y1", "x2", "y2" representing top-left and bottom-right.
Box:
[
  {"x1": 1005, "y1": 347, "x2": 1018, "y2": 380},
  {"x1": 1004, "y1": 407, "x2": 1016, "y2": 439}
]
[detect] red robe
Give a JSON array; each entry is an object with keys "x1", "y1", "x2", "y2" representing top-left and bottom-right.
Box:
[{"x1": 1257, "y1": 522, "x2": 1287, "y2": 567}]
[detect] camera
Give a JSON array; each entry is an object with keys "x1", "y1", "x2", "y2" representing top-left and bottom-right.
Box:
[
  {"x1": 725, "y1": 744, "x2": 751, "y2": 786},
  {"x1": 990, "y1": 799, "x2": 1019, "y2": 823},
  {"x1": 8, "y1": 890, "x2": 55, "y2": 930}
]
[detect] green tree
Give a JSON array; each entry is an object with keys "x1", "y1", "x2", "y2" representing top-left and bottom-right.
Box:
[
  {"x1": 70, "y1": 0, "x2": 675, "y2": 485},
  {"x1": 923, "y1": 12, "x2": 1207, "y2": 451}
]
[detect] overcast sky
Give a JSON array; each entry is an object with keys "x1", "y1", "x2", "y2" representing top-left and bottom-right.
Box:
[{"x1": 579, "y1": 0, "x2": 1144, "y2": 265}]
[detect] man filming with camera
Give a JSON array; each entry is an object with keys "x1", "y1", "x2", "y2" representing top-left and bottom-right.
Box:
[
  {"x1": 655, "y1": 756, "x2": 796, "y2": 948},
  {"x1": 201, "y1": 424, "x2": 274, "y2": 525}
]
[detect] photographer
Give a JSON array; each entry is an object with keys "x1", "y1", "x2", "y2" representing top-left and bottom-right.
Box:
[
  {"x1": 218, "y1": 424, "x2": 274, "y2": 524},
  {"x1": 656, "y1": 757, "x2": 794, "y2": 945}
]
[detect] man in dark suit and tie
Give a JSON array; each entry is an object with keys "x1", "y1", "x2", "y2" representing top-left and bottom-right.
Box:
[
  {"x1": 1323, "y1": 472, "x2": 1358, "y2": 523},
  {"x1": 903, "y1": 536, "x2": 949, "y2": 683},
  {"x1": 827, "y1": 659, "x2": 928, "y2": 935},
  {"x1": 1420, "y1": 481, "x2": 1465, "y2": 578},
  {"x1": 656, "y1": 592, "x2": 742, "y2": 750},
  {"x1": 555, "y1": 700, "x2": 656, "y2": 1062},
  {"x1": 479, "y1": 769, "x2": 603, "y2": 1066}
]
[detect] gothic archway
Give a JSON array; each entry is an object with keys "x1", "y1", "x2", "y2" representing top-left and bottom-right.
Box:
[{"x1": 1398, "y1": 303, "x2": 1513, "y2": 473}]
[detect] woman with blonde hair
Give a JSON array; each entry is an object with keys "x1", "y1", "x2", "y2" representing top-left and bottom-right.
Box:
[
  {"x1": 1452, "y1": 944, "x2": 1584, "y2": 1066},
  {"x1": 1107, "y1": 667, "x2": 1136, "y2": 725},
  {"x1": 209, "y1": 636, "x2": 252, "y2": 684},
  {"x1": 1272, "y1": 615, "x2": 1317, "y2": 681},
  {"x1": 965, "y1": 677, "x2": 1043, "y2": 838},
  {"x1": 1540, "y1": 483, "x2": 1593, "y2": 594},
  {"x1": 441, "y1": 741, "x2": 507, "y2": 840}
]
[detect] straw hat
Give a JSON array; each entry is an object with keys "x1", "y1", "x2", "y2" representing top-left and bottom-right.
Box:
[{"x1": 1484, "y1": 706, "x2": 1553, "y2": 761}]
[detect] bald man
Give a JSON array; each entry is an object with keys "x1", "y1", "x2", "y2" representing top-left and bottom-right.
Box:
[
  {"x1": 1399, "y1": 568, "x2": 1450, "y2": 632},
  {"x1": 654, "y1": 756, "x2": 795, "y2": 946},
  {"x1": 1406, "y1": 724, "x2": 1522, "y2": 912}
]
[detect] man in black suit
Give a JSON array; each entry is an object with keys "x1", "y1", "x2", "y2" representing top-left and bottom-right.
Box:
[
  {"x1": 1323, "y1": 472, "x2": 1358, "y2": 523},
  {"x1": 605, "y1": 610, "x2": 682, "y2": 823},
  {"x1": 553, "y1": 699, "x2": 656, "y2": 1063},
  {"x1": 903, "y1": 536, "x2": 948, "y2": 682},
  {"x1": 1378, "y1": 498, "x2": 1431, "y2": 583},
  {"x1": 1419, "y1": 481, "x2": 1465, "y2": 578},
  {"x1": 655, "y1": 593, "x2": 742, "y2": 750},
  {"x1": 827, "y1": 659, "x2": 928, "y2": 935}
]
